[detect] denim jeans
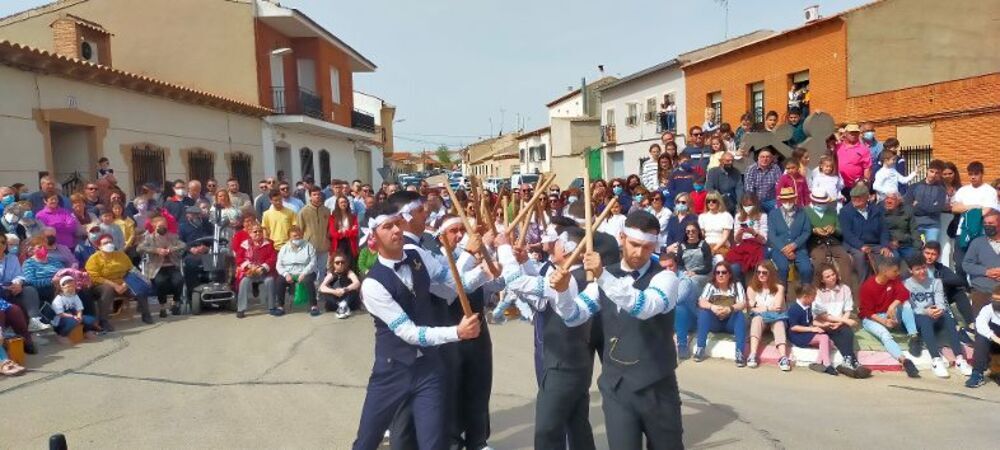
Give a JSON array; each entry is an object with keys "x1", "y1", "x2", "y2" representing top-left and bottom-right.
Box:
[
  {"x1": 771, "y1": 247, "x2": 813, "y2": 284},
  {"x1": 674, "y1": 277, "x2": 700, "y2": 349},
  {"x1": 54, "y1": 315, "x2": 99, "y2": 336},
  {"x1": 696, "y1": 308, "x2": 747, "y2": 356},
  {"x1": 861, "y1": 304, "x2": 917, "y2": 359},
  {"x1": 914, "y1": 313, "x2": 962, "y2": 359}
]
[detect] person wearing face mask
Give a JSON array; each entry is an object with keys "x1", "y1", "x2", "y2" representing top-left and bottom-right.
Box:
[
  {"x1": 1, "y1": 234, "x2": 48, "y2": 334},
  {"x1": 664, "y1": 192, "x2": 699, "y2": 250},
  {"x1": 689, "y1": 175, "x2": 708, "y2": 214},
  {"x1": 860, "y1": 122, "x2": 883, "y2": 163},
  {"x1": 86, "y1": 234, "x2": 153, "y2": 327},
  {"x1": 706, "y1": 152, "x2": 744, "y2": 216},
  {"x1": 275, "y1": 226, "x2": 317, "y2": 315},
  {"x1": 962, "y1": 210, "x2": 1000, "y2": 302},
  {"x1": 74, "y1": 225, "x2": 103, "y2": 267},
  {"x1": 725, "y1": 194, "x2": 768, "y2": 283},
  {"x1": 1, "y1": 202, "x2": 27, "y2": 241},
  {"x1": 767, "y1": 187, "x2": 813, "y2": 284},
  {"x1": 804, "y1": 193, "x2": 853, "y2": 287},
  {"x1": 138, "y1": 217, "x2": 186, "y2": 318},
  {"x1": 165, "y1": 179, "x2": 195, "y2": 224},
  {"x1": 965, "y1": 285, "x2": 1000, "y2": 388}
]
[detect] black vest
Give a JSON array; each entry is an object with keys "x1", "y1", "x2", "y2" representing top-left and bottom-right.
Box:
[
  {"x1": 598, "y1": 263, "x2": 677, "y2": 392},
  {"x1": 367, "y1": 249, "x2": 439, "y2": 366},
  {"x1": 540, "y1": 267, "x2": 593, "y2": 372}
]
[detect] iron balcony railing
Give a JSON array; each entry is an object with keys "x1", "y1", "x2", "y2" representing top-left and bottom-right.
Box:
[
  {"x1": 352, "y1": 109, "x2": 376, "y2": 133},
  {"x1": 271, "y1": 86, "x2": 324, "y2": 120}
]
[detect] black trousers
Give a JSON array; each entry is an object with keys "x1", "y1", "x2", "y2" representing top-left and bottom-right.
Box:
[
  {"x1": 273, "y1": 272, "x2": 317, "y2": 308},
  {"x1": 827, "y1": 326, "x2": 858, "y2": 360},
  {"x1": 152, "y1": 266, "x2": 184, "y2": 304},
  {"x1": 353, "y1": 356, "x2": 446, "y2": 450},
  {"x1": 390, "y1": 344, "x2": 457, "y2": 450},
  {"x1": 973, "y1": 322, "x2": 1000, "y2": 373},
  {"x1": 183, "y1": 255, "x2": 207, "y2": 302},
  {"x1": 535, "y1": 368, "x2": 596, "y2": 450},
  {"x1": 452, "y1": 323, "x2": 492, "y2": 449},
  {"x1": 600, "y1": 375, "x2": 684, "y2": 450}
]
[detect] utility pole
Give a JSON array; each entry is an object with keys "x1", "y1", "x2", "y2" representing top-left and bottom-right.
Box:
[{"x1": 715, "y1": 0, "x2": 730, "y2": 39}]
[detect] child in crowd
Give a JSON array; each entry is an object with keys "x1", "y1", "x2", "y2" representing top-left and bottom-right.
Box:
[
  {"x1": 809, "y1": 155, "x2": 844, "y2": 207},
  {"x1": 52, "y1": 276, "x2": 101, "y2": 342},
  {"x1": 776, "y1": 157, "x2": 810, "y2": 207},
  {"x1": 904, "y1": 256, "x2": 973, "y2": 378},
  {"x1": 690, "y1": 174, "x2": 708, "y2": 214},
  {"x1": 788, "y1": 284, "x2": 871, "y2": 378},
  {"x1": 873, "y1": 150, "x2": 918, "y2": 201}
]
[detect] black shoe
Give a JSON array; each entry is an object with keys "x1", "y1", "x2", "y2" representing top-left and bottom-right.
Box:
[
  {"x1": 100, "y1": 319, "x2": 115, "y2": 332},
  {"x1": 809, "y1": 363, "x2": 830, "y2": 374},
  {"x1": 908, "y1": 335, "x2": 923, "y2": 357},
  {"x1": 141, "y1": 314, "x2": 155, "y2": 325},
  {"x1": 170, "y1": 305, "x2": 181, "y2": 316},
  {"x1": 24, "y1": 342, "x2": 37, "y2": 355},
  {"x1": 159, "y1": 308, "x2": 168, "y2": 318},
  {"x1": 236, "y1": 311, "x2": 246, "y2": 319},
  {"x1": 902, "y1": 359, "x2": 920, "y2": 378}
]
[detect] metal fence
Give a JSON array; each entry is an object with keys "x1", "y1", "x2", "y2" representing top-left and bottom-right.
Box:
[
  {"x1": 230, "y1": 153, "x2": 252, "y2": 195},
  {"x1": 187, "y1": 150, "x2": 214, "y2": 185},
  {"x1": 131, "y1": 145, "x2": 166, "y2": 196},
  {"x1": 900, "y1": 145, "x2": 933, "y2": 184}
]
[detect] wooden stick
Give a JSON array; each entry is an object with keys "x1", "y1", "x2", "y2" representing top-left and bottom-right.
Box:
[
  {"x1": 582, "y1": 161, "x2": 595, "y2": 280},
  {"x1": 502, "y1": 195, "x2": 510, "y2": 225},
  {"x1": 559, "y1": 199, "x2": 617, "y2": 272},
  {"x1": 509, "y1": 173, "x2": 555, "y2": 227},
  {"x1": 439, "y1": 236, "x2": 474, "y2": 317},
  {"x1": 443, "y1": 181, "x2": 476, "y2": 235}
]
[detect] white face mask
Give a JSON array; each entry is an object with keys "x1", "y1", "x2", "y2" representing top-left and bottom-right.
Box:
[
  {"x1": 3, "y1": 213, "x2": 17, "y2": 223},
  {"x1": 781, "y1": 202, "x2": 796, "y2": 212},
  {"x1": 742, "y1": 205, "x2": 754, "y2": 213},
  {"x1": 174, "y1": 188, "x2": 186, "y2": 197},
  {"x1": 100, "y1": 243, "x2": 116, "y2": 253},
  {"x1": 290, "y1": 239, "x2": 304, "y2": 247}
]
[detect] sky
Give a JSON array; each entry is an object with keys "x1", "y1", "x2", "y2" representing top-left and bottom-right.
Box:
[{"x1": 1, "y1": 0, "x2": 870, "y2": 152}]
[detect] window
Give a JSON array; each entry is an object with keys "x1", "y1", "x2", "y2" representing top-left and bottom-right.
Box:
[
  {"x1": 749, "y1": 82, "x2": 765, "y2": 125},
  {"x1": 708, "y1": 92, "x2": 722, "y2": 125},
  {"x1": 187, "y1": 149, "x2": 214, "y2": 184},
  {"x1": 230, "y1": 153, "x2": 252, "y2": 194},
  {"x1": 789, "y1": 70, "x2": 810, "y2": 113},
  {"x1": 626, "y1": 103, "x2": 639, "y2": 127},
  {"x1": 609, "y1": 151, "x2": 624, "y2": 178},
  {"x1": 130, "y1": 144, "x2": 166, "y2": 196},
  {"x1": 536, "y1": 144, "x2": 547, "y2": 161},
  {"x1": 330, "y1": 67, "x2": 341, "y2": 104},
  {"x1": 605, "y1": 108, "x2": 616, "y2": 126},
  {"x1": 319, "y1": 150, "x2": 331, "y2": 187},
  {"x1": 660, "y1": 92, "x2": 677, "y2": 133},
  {"x1": 300, "y1": 148, "x2": 314, "y2": 181},
  {"x1": 519, "y1": 148, "x2": 525, "y2": 163},
  {"x1": 644, "y1": 98, "x2": 658, "y2": 122}
]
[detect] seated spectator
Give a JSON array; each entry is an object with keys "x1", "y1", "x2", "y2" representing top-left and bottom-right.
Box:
[
  {"x1": 962, "y1": 210, "x2": 1000, "y2": 303},
  {"x1": 840, "y1": 183, "x2": 892, "y2": 282},
  {"x1": 51, "y1": 276, "x2": 101, "y2": 341},
  {"x1": 21, "y1": 239, "x2": 65, "y2": 306},
  {"x1": 179, "y1": 206, "x2": 211, "y2": 245},
  {"x1": 234, "y1": 223, "x2": 277, "y2": 318},
  {"x1": 663, "y1": 193, "x2": 698, "y2": 249},
  {"x1": 74, "y1": 225, "x2": 102, "y2": 267},
  {"x1": 965, "y1": 286, "x2": 1000, "y2": 388},
  {"x1": 0, "y1": 233, "x2": 47, "y2": 332},
  {"x1": 97, "y1": 207, "x2": 126, "y2": 251},
  {"x1": 746, "y1": 261, "x2": 791, "y2": 371},
  {"x1": 698, "y1": 191, "x2": 733, "y2": 259},
  {"x1": 905, "y1": 255, "x2": 973, "y2": 378},
  {"x1": 809, "y1": 155, "x2": 844, "y2": 205},
  {"x1": 138, "y1": 217, "x2": 186, "y2": 318},
  {"x1": 596, "y1": 197, "x2": 626, "y2": 239},
  {"x1": 87, "y1": 234, "x2": 153, "y2": 328},
  {"x1": 805, "y1": 192, "x2": 853, "y2": 286},
  {"x1": 920, "y1": 241, "x2": 975, "y2": 330},
  {"x1": 694, "y1": 262, "x2": 748, "y2": 366},
  {"x1": 725, "y1": 193, "x2": 767, "y2": 282},
  {"x1": 40, "y1": 227, "x2": 78, "y2": 269},
  {"x1": 0, "y1": 327, "x2": 27, "y2": 375},
  {"x1": 689, "y1": 175, "x2": 708, "y2": 214},
  {"x1": 36, "y1": 193, "x2": 78, "y2": 248},
  {"x1": 666, "y1": 156, "x2": 697, "y2": 197},
  {"x1": 319, "y1": 251, "x2": 361, "y2": 319},
  {"x1": 776, "y1": 157, "x2": 810, "y2": 208},
  {"x1": 788, "y1": 284, "x2": 871, "y2": 378},
  {"x1": 1, "y1": 201, "x2": 28, "y2": 241},
  {"x1": 0, "y1": 295, "x2": 35, "y2": 355},
  {"x1": 275, "y1": 226, "x2": 316, "y2": 314},
  {"x1": 70, "y1": 193, "x2": 98, "y2": 242},
  {"x1": 110, "y1": 202, "x2": 137, "y2": 256},
  {"x1": 768, "y1": 187, "x2": 813, "y2": 283},
  {"x1": 675, "y1": 222, "x2": 713, "y2": 290},
  {"x1": 647, "y1": 191, "x2": 672, "y2": 249},
  {"x1": 859, "y1": 257, "x2": 920, "y2": 378},
  {"x1": 883, "y1": 191, "x2": 921, "y2": 261}
]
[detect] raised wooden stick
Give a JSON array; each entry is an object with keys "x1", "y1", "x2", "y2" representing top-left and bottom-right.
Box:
[
  {"x1": 582, "y1": 161, "x2": 595, "y2": 280},
  {"x1": 558, "y1": 199, "x2": 617, "y2": 272},
  {"x1": 444, "y1": 177, "x2": 500, "y2": 277},
  {"x1": 509, "y1": 173, "x2": 555, "y2": 228},
  {"x1": 443, "y1": 181, "x2": 476, "y2": 235},
  {"x1": 502, "y1": 195, "x2": 510, "y2": 225},
  {"x1": 439, "y1": 235, "x2": 473, "y2": 317}
]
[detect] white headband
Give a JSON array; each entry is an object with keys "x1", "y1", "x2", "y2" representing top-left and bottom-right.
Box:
[
  {"x1": 622, "y1": 227, "x2": 658, "y2": 245},
  {"x1": 434, "y1": 216, "x2": 465, "y2": 237},
  {"x1": 558, "y1": 232, "x2": 578, "y2": 254},
  {"x1": 541, "y1": 224, "x2": 559, "y2": 244},
  {"x1": 368, "y1": 213, "x2": 400, "y2": 230},
  {"x1": 399, "y1": 200, "x2": 424, "y2": 222}
]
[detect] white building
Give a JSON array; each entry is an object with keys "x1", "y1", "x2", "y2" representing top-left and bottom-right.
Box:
[
  {"x1": 599, "y1": 60, "x2": 686, "y2": 179},
  {"x1": 516, "y1": 126, "x2": 551, "y2": 175}
]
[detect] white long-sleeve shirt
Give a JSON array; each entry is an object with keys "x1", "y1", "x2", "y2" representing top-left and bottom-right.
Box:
[
  {"x1": 975, "y1": 304, "x2": 1000, "y2": 341},
  {"x1": 555, "y1": 260, "x2": 679, "y2": 327},
  {"x1": 873, "y1": 166, "x2": 917, "y2": 197},
  {"x1": 360, "y1": 251, "x2": 489, "y2": 348}
]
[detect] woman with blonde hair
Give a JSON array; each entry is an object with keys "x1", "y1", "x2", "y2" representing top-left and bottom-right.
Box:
[
  {"x1": 746, "y1": 261, "x2": 791, "y2": 371},
  {"x1": 698, "y1": 190, "x2": 733, "y2": 260}
]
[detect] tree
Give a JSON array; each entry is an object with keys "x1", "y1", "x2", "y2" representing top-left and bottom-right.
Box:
[{"x1": 435, "y1": 145, "x2": 453, "y2": 165}]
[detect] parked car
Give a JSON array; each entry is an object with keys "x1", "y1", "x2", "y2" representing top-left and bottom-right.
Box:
[
  {"x1": 510, "y1": 173, "x2": 540, "y2": 189},
  {"x1": 483, "y1": 177, "x2": 506, "y2": 193},
  {"x1": 568, "y1": 177, "x2": 584, "y2": 191}
]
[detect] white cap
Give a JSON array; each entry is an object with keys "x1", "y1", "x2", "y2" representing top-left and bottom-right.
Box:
[{"x1": 60, "y1": 276, "x2": 75, "y2": 286}]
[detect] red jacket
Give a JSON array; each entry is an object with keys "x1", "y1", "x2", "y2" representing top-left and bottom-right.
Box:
[
  {"x1": 235, "y1": 237, "x2": 277, "y2": 284},
  {"x1": 328, "y1": 214, "x2": 359, "y2": 257}
]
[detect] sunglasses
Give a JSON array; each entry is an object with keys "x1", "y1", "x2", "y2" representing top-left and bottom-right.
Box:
[
  {"x1": 333, "y1": 260, "x2": 346, "y2": 265},
  {"x1": 685, "y1": 229, "x2": 698, "y2": 233},
  {"x1": 757, "y1": 270, "x2": 770, "y2": 276},
  {"x1": 707, "y1": 199, "x2": 718, "y2": 204},
  {"x1": 280, "y1": 187, "x2": 289, "y2": 191},
  {"x1": 715, "y1": 270, "x2": 730, "y2": 275},
  {"x1": 86, "y1": 187, "x2": 97, "y2": 191},
  {"x1": 691, "y1": 132, "x2": 703, "y2": 137}
]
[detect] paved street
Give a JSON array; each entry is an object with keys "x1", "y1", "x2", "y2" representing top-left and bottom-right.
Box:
[{"x1": 3, "y1": 309, "x2": 999, "y2": 449}]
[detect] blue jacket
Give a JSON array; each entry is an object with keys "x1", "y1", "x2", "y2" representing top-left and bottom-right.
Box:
[
  {"x1": 838, "y1": 202, "x2": 890, "y2": 250},
  {"x1": 767, "y1": 207, "x2": 811, "y2": 251},
  {"x1": 904, "y1": 181, "x2": 947, "y2": 227}
]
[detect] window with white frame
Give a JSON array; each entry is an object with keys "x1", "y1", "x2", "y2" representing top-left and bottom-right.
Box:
[
  {"x1": 626, "y1": 103, "x2": 639, "y2": 127},
  {"x1": 330, "y1": 67, "x2": 341, "y2": 104},
  {"x1": 645, "y1": 98, "x2": 658, "y2": 122},
  {"x1": 605, "y1": 108, "x2": 616, "y2": 127},
  {"x1": 708, "y1": 92, "x2": 722, "y2": 125},
  {"x1": 749, "y1": 82, "x2": 765, "y2": 125}
]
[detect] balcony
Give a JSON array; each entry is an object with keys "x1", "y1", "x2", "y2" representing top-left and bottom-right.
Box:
[
  {"x1": 601, "y1": 125, "x2": 617, "y2": 144},
  {"x1": 271, "y1": 86, "x2": 324, "y2": 121},
  {"x1": 352, "y1": 109, "x2": 376, "y2": 133}
]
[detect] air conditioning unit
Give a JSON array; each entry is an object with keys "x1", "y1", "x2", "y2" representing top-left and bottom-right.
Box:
[
  {"x1": 804, "y1": 5, "x2": 820, "y2": 23},
  {"x1": 80, "y1": 40, "x2": 99, "y2": 64}
]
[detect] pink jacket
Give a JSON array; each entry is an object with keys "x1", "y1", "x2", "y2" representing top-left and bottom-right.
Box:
[{"x1": 36, "y1": 207, "x2": 80, "y2": 248}]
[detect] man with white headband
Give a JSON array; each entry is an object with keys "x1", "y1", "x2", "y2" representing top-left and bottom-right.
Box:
[
  {"x1": 500, "y1": 226, "x2": 599, "y2": 450},
  {"x1": 550, "y1": 209, "x2": 683, "y2": 449},
  {"x1": 352, "y1": 201, "x2": 489, "y2": 450}
]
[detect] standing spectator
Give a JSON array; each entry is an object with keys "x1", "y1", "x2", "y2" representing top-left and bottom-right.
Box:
[
  {"x1": 666, "y1": 156, "x2": 697, "y2": 198},
  {"x1": 706, "y1": 135, "x2": 727, "y2": 170},
  {"x1": 70, "y1": 194, "x2": 99, "y2": 238},
  {"x1": 835, "y1": 124, "x2": 872, "y2": 197},
  {"x1": 940, "y1": 163, "x2": 962, "y2": 267},
  {"x1": 805, "y1": 193, "x2": 853, "y2": 286},
  {"x1": 234, "y1": 224, "x2": 278, "y2": 318},
  {"x1": 783, "y1": 107, "x2": 807, "y2": 147},
  {"x1": 640, "y1": 143, "x2": 661, "y2": 191},
  {"x1": 328, "y1": 195, "x2": 359, "y2": 267},
  {"x1": 809, "y1": 155, "x2": 844, "y2": 206},
  {"x1": 905, "y1": 255, "x2": 973, "y2": 378},
  {"x1": 253, "y1": 178, "x2": 274, "y2": 218},
  {"x1": 299, "y1": 187, "x2": 331, "y2": 282},
  {"x1": 261, "y1": 189, "x2": 297, "y2": 250},
  {"x1": 860, "y1": 122, "x2": 883, "y2": 163},
  {"x1": 872, "y1": 150, "x2": 918, "y2": 201},
  {"x1": 26, "y1": 175, "x2": 70, "y2": 212},
  {"x1": 682, "y1": 125, "x2": 711, "y2": 171},
  {"x1": 952, "y1": 161, "x2": 999, "y2": 278},
  {"x1": 705, "y1": 151, "x2": 744, "y2": 215},
  {"x1": 859, "y1": 257, "x2": 920, "y2": 378},
  {"x1": 278, "y1": 181, "x2": 305, "y2": 213},
  {"x1": 694, "y1": 261, "x2": 748, "y2": 365},
  {"x1": 204, "y1": 178, "x2": 219, "y2": 198},
  {"x1": 647, "y1": 191, "x2": 672, "y2": 249},
  {"x1": 110, "y1": 202, "x2": 137, "y2": 258},
  {"x1": 165, "y1": 179, "x2": 194, "y2": 223},
  {"x1": 87, "y1": 234, "x2": 153, "y2": 327},
  {"x1": 725, "y1": 193, "x2": 767, "y2": 282},
  {"x1": 906, "y1": 159, "x2": 948, "y2": 243},
  {"x1": 209, "y1": 190, "x2": 241, "y2": 243},
  {"x1": 225, "y1": 178, "x2": 252, "y2": 211},
  {"x1": 699, "y1": 191, "x2": 733, "y2": 259},
  {"x1": 187, "y1": 179, "x2": 207, "y2": 204},
  {"x1": 96, "y1": 208, "x2": 126, "y2": 251},
  {"x1": 734, "y1": 112, "x2": 753, "y2": 150},
  {"x1": 81, "y1": 182, "x2": 102, "y2": 217},
  {"x1": 275, "y1": 226, "x2": 316, "y2": 313},
  {"x1": 746, "y1": 261, "x2": 791, "y2": 371},
  {"x1": 318, "y1": 251, "x2": 361, "y2": 318},
  {"x1": 883, "y1": 192, "x2": 921, "y2": 261},
  {"x1": 965, "y1": 287, "x2": 1000, "y2": 388},
  {"x1": 744, "y1": 148, "x2": 782, "y2": 212},
  {"x1": 840, "y1": 183, "x2": 893, "y2": 282},
  {"x1": 871, "y1": 139, "x2": 911, "y2": 195},
  {"x1": 36, "y1": 194, "x2": 78, "y2": 248},
  {"x1": 596, "y1": 198, "x2": 626, "y2": 238},
  {"x1": 775, "y1": 157, "x2": 810, "y2": 207},
  {"x1": 702, "y1": 107, "x2": 720, "y2": 135},
  {"x1": 138, "y1": 217, "x2": 186, "y2": 318},
  {"x1": 763, "y1": 110, "x2": 779, "y2": 132},
  {"x1": 689, "y1": 175, "x2": 707, "y2": 214},
  {"x1": 96, "y1": 156, "x2": 114, "y2": 181},
  {"x1": 962, "y1": 210, "x2": 1000, "y2": 299},
  {"x1": 768, "y1": 187, "x2": 813, "y2": 284}
]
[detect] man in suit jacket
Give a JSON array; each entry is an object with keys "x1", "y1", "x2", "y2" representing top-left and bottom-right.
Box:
[{"x1": 768, "y1": 187, "x2": 813, "y2": 283}]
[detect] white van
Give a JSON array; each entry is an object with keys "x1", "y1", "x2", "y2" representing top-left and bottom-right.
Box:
[{"x1": 510, "y1": 173, "x2": 540, "y2": 189}]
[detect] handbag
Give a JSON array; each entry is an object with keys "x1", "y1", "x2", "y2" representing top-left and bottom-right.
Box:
[
  {"x1": 123, "y1": 270, "x2": 153, "y2": 297},
  {"x1": 753, "y1": 310, "x2": 789, "y2": 324},
  {"x1": 293, "y1": 276, "x2": 309, "y2": 306}
]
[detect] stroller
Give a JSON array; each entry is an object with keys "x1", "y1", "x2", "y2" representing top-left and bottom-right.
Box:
[{"x1": 185, "y1": 208, "x2": 236, "y2": 314}]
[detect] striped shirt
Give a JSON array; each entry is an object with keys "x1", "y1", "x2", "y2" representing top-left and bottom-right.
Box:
[{"x1": 641, "y1": 158, "x2": 659, "y2": 191}]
